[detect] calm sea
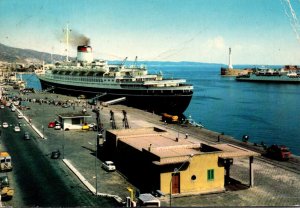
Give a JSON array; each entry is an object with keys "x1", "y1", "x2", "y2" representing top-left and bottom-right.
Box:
[{"x1": 21, "y1": 64, "x2": 300, "y2": 156}]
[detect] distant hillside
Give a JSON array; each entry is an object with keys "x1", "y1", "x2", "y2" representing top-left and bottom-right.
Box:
[
  {"x1": 0, "y1": 43, "x2": 223, "y2": 66},
  {"x1": 0, "y1": 43, "x2": 66, "y2": 64}
]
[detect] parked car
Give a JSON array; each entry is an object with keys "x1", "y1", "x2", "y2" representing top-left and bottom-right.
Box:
[
  {"x1": 48, "y1": 122, "x2": 55, "y2": 128},
  {"x1": 17, "y1": 114, "x2": 23, "y2": 119},
  {"x1": 88, "y1": 123, "x2": 96, "y2": 130},
  {"x1": 14, "y1": 126, "x2": 20, "y2": 132},
  {"x1": 101, "y1": 161, "x2": 116, "y2": 172},
  {"x1": 0, "y1": 105, "x2": 4, "y2": 109},
  {"x1": 51, "y1": 150, "x2": 61, "y2": 159},
  {"x1": 54, "y1": 124, "x2": 61, "y2": 130},
  {"x1": 62, "y1": 103, "x2": 71, "y2": 108},
  {"x1": 2, "y1": 122, "x2": 8, "y2": 128},
  {"x1": 11, "y1": 107, "x2": 16, "y2": 112},
  {"x1": 24, "y1": 132, "x2": 30, "y2": 140},
  {"x1": 77, "y1": 95, "x2": 86, "y2": 99}
]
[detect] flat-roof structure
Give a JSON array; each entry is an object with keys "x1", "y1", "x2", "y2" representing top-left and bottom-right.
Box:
[
  {"x1": 108, "y1": 127, "x2": 259, "y2": 163},
  {"x1": 58, "y1": 112, "x2": 91, "y2": 119},
  {"x1": 58, "y1": 112, "x2": 91, "y2": 130},
  {"x1": 104, "y1": 127, "x2": 260, "y2": 196}
]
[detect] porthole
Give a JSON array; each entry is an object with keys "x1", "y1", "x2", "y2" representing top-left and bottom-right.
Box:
[{"x1": 191, "y1": 175, "x2": 196, "y2": 181}]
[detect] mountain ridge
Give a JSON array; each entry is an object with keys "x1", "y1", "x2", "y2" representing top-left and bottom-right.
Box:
[
  {"x1": 0, "y1": 43, "x2": 224, "y2": 66},
  {"x1": 0, "y1": 43, "x2": 66, "y2": 64}
]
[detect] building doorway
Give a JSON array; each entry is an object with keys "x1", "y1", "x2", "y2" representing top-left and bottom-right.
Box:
[{"x1": 172, "y1": 173, "x2": 180, "y2": 194}]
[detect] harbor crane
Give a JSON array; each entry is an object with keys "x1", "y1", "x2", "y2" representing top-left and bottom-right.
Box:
[
  {"x1": 110, "y1": 110, "x2": 117, "y2": 129},
  {"x1": 122, "y1": 110, "x2": 130, "y2": 129},
  {"x1": 133, "y1": 56, "x2": 138, "y2": 67},
  {"x1": 120, "y1": 57, "x2": 128, "y2": 67}
]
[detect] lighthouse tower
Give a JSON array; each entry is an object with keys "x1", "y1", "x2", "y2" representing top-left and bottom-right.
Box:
[{"x1": 228, "y1": 47, "x2": 233, "y2": 69}]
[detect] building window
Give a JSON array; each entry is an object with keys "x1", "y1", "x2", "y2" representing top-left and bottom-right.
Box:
[
  {"x1": 207, "y1": 169, "x2": 214, "y2": 181},
  {"x1": 72, "y1": 118, "x2": 81, "y2": 125}
]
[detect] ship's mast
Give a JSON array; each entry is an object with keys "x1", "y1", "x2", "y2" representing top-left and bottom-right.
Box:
[
  {"x1": 228, "y1": 47, "x2": 233, "y2": 69},
  {"x1": 64, "y1": 24, "x2": 71, "y2": 62}
]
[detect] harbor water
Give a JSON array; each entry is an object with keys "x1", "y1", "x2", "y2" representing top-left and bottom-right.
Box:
[{"x1": 22, "y1": 64, "x2": 300, "y2": 156}]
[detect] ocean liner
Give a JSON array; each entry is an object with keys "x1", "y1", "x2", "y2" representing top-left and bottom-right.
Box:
[{"x1": 36, "y1": 45, "x2": 193, "y2": 114}]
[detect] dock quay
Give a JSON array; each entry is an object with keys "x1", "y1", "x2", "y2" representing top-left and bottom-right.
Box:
[{"x1": 1, "y1": 87, "x2": 300, "y2": 206}]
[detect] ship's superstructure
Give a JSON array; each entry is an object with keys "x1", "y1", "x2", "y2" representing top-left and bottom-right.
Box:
[{"x1": 37, "y1": 45, "x2": 193, "y2": 114}]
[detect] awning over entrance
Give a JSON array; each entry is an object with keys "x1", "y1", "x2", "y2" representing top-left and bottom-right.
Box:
[
  {"x1": 212, "y1": 143, "x2": 260, "y2": 159},
  {"x1": 212, "y1": 143, "x2": 261, "y2": 188}
]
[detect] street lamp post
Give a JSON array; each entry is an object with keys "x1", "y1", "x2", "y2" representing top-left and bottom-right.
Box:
[
  {"x1": 61, "y1": 128, "x2": 65, "y2": 159},
  {"x1": 169, "y1": 154, "x2": 194, "y2": 207},
  {"x1": 94, "y1": 107, "x2": 101, "y2": 195}
]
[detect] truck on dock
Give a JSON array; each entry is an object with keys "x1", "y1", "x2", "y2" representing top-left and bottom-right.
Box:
[
  {"x1": 0, "y1": 152, "x2": 12, "y2": 171},
  {"x1": 162, "y1": 113, "x2": 178, "y2": 123},
  {"x1": 266, "y1": 145, "x2": 291, "y2": 161}
]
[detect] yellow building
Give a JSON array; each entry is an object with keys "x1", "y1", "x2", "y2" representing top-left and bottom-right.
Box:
[{"x1": 103, "y1": 127, "x2": 259, "y2": 196}]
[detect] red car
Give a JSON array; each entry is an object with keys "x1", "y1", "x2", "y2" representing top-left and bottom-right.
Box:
[{"x1": 48, "y1": 122, "x2": 55, "y2": 128}]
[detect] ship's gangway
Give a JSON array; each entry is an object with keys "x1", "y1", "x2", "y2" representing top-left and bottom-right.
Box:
[
  {"x1": 43, "y1": 86, "x2": 55, "y2": 92},
  {"x1": 88, "y1": 93, "x2": 107, "y2": 105}
]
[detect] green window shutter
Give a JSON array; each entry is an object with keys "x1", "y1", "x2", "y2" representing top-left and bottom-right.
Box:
[{"x1": 207, "y1": 169, "x2": 214, "y2": 181}]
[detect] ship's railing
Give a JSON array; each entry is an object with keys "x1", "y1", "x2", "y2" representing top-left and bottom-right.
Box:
[
  {"x1": 42, "y1": 73, "x2": 193, "y2": 89},
  {"x1": 44, "y1": 73, "x2": 106, "y2": 83},
  {"x1": 143, "y1": 79, "x2": 186, "y2": 85}
]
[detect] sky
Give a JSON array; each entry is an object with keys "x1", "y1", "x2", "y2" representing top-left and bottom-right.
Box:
[{"x1": 0, "y1": 0, "x2": 300, "y2": 65}]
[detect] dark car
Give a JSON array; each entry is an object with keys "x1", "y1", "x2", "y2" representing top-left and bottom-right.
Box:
[
  {"x1": 24, "y1": 132, "x2": 30, "y2": 140},
  {"x1": 51, "y1": 150, "x2": 61, "y2": 159},
  {"x1": 0, "y1": 176, "x2": 9, "y2": 188}
]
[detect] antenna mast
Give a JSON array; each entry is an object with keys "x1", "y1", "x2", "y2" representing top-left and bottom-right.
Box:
[{"x1": 64, "y1": 24, "x2": 71, "y2": 62}]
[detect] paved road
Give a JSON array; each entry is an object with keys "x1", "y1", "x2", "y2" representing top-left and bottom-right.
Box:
[{"x1": 0, "y1": 107, "x2": 118, "y2": 207}]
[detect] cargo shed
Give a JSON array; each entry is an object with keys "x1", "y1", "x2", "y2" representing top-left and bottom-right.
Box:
[
  {"x1": 103, "y1": 127, "x2": 260, "y2": 195},
  {"x1": 58, "y1": 112, "x2": 91, "y2": 130}
]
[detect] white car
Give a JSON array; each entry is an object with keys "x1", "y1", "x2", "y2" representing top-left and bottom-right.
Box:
[
  {"x1": 11, "y1": 107, "x2": 16, "y2": 112},
  {"x1": 101, "y1": 161, "x2": 116, "y2": 172},
  {"x1": 14, "y1": 126, "x2": 21, "y2": 132},
  {"x1": 17, "y1": 114, "x2": 23, "y2": 119},
  {"x1": 0, "y1": 105, "x2": 4, "y2": 109},
  {"x1": 2, "y1": 122, "x2": 8, "y2": 128},
  {"x1": 54, "y1": 124, "x2": 61, "y2": 130}
]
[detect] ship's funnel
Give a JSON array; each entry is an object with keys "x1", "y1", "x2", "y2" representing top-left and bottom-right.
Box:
[{"x1": 77, "y1": 45, "x2": 93, "y2": 63}]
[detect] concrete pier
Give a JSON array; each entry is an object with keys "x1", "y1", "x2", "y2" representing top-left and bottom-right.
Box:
[{"x1": 1, "y1": 88, "x2": 300, "y2": 207}]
